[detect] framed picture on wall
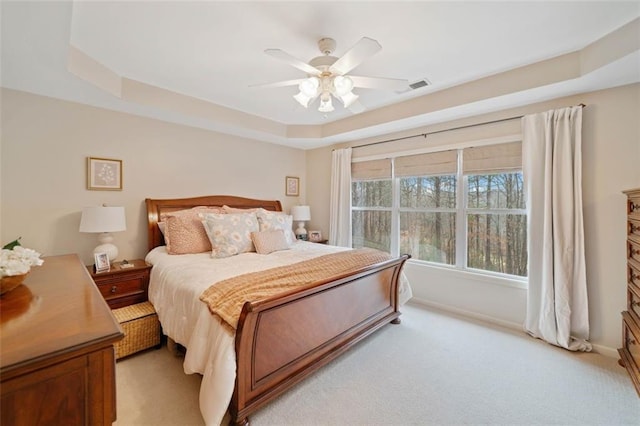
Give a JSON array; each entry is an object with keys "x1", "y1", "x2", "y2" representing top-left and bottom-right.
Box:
[
  {"x1": 285, "y1": 176, "x2": 299, "y2": 196},
  {"x1": 87, "y1": 157, "x2": 122, "y2": 190}
]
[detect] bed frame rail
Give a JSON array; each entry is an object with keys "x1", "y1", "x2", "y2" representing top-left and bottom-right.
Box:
[{"x1": 231, "y1": 254, "x2": 409, "y2": 425}]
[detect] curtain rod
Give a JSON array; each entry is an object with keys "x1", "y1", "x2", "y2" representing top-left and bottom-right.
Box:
[{"x1": 337, "y1": 103, "x2": 586, "y2": 151}]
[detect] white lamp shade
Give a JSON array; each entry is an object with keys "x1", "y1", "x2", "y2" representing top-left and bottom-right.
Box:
[
  {"x1": 79, "y1": 206, "x2": 126, "y2": 233},
  {"x1": 290, "y1": 205, "x2": 311, "y2": 221}
]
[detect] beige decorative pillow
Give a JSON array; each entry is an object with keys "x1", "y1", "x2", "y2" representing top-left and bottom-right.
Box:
[
  {"x1": 201, "y1": 212, "x2": 259, "y2": 258},
  {"x1": 222, "y1": 205, "x2": 265, "y2": 214},
  {"x1": 164, "y1": 207, "x2": 225, "y2": 255},
  {"x1": 251, "y1": 230, "x2": 290, "y2": 255},
  {"x1": 256, "y1": 210, "x2": 296, "y2": 245}
]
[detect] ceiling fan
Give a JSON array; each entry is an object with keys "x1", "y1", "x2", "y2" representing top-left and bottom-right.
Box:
[{"x1": 254, "y1": 37, "x2": 409, "y2": 114}]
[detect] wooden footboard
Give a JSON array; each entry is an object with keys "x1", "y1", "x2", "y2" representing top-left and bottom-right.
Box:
[{"x1": 230, "y1": 254, "x2": 409, "y2": 425}]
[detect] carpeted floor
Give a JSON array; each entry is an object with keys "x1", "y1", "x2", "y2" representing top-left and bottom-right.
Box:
[{"x1": 115, "y1": 303, "x2": 640, "y2": 425}]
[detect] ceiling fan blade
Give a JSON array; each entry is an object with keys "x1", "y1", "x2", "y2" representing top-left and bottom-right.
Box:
[
  {"x1": 349, "y1": 75, "x2": 409, "y2": 91},
  {"x1": 347, "y1": 100, "x2": 366, "y2": 114},
  {"x1": 250, "y1": 78, "x2": 306, "y2": 89},
  {"x1": 329, "y1": 37, "x2": 381, "y2": 75},
  {"x1": 264, "y1": 49, "x2": 322, "y2": 76}
]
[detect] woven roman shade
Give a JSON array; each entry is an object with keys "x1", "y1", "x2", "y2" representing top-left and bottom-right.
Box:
[
  {"x1": 463, "y1": 142, "x2": 522, "y2": 174},
  {"x1": 351, "y1": 159, "x2": 391, "y2": 180},
  {"x1": 395, "y1": 150, "x2": 457, "y2": 177}
]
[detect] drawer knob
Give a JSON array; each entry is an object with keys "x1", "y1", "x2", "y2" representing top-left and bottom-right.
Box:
[
  {"x1": 632, "y1": 300, "x2": 640, "y2": 307},
  {"x1": 631, "y1": 202, "x2": 639, "y2": 212},
  {"x1": 632, "y1": 224, "x2": 640, "y2": 233},
  {"x1": 628, "y1": 337, "x2": 637, "y2": 346},
  {"x1": 631, "y1": 248, "x2": 640, "y2": 256},
  {"x1": 111, "y1": 285, "x2": 117, "y2": 294}
]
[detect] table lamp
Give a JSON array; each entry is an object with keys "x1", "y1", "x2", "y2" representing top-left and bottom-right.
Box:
[
  {"x1": 79, "y1": 205, "x2": 126, "y2": 262},
  {"x1": 291, "y1": 205, "x2": 311, "y2": 240}
]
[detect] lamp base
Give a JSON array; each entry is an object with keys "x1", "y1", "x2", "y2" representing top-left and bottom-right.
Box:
[
  {"x1": 295, "y1": 222, "x2": 308, "y2": 241},
  {"x1": 94, "y1": 232, "x2": 118, "y2": 262}
]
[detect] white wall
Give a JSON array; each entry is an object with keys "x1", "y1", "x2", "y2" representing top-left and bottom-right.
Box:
[
  {"x1": 0, "y1": 88, "x2": 306, "y2": 265},
  {"x1": 307, "y1": 83, "x2": 640, "y2": 355}
]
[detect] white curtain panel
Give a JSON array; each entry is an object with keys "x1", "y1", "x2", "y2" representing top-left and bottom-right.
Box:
[
  {"x1": 329, "y1": 148, "x2": 352, "y2": 247},
  {"x1": 522, "y1": 106, "x2": 591, "y2": 351}
]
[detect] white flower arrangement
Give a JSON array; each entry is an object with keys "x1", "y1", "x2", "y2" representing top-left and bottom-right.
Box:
[{"x1": 1, "y1": 244, "x2": 44, "y2": 278}]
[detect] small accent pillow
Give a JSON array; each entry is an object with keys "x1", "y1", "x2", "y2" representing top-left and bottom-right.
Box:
[
  {"x1": 256, "y1": 210, "x2": 296, "y2": 245},
  {"x1": 201, "y1": 212, "x2": 259, "y2": 258},
  {"x1": 163, "y1": 207, "x2": 225, "y2": 255},
  {"x1": 251, "y1": 230, "x2": 290, "y2": 255},
  {"x1": 222, "y1": 205, "x2": 265, "y2": 214}
]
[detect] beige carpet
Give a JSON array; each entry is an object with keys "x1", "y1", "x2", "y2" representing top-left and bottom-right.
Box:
[{"x1": 115, "y1": 303, "x2": 640, "y2": 425}]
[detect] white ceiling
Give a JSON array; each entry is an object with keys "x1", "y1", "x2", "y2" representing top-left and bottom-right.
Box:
[{"x1": 2, "y1": 1, "x2": 639, "y2": 149}]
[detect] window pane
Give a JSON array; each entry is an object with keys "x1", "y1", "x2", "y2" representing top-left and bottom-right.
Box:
[
  {"x1": 467, "y1": 173, "x2": 524, "y2": 209},
  {"x1": 467, "y1": 213, "x2": 528, "y2": 277},
  {"x1": 400, "y1": 176, "x2": 456, "y2": 209},
  {"x1": 352, "y1": 180, "x2": 392, "y2": 207},
  {"x1": 400, "y1": 212, "x2": 456, "y2": 265},
  {"x1": 352, "y1": 210, "x2": 391, "y2": 252}
]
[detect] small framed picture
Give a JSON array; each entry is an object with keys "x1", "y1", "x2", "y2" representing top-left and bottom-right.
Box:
[
  {"x1": 87, "y1": 157, "x2": 122, "y2": 191},
  {"x1": 94, "y1": 252, "x2": 110, "y2": 273},
  {"x1": 309, "y1": 230, "x2": 322, "y2": 242},
  {"x1": 285, "y1": 176, "x2": 299, "y2": 197}
]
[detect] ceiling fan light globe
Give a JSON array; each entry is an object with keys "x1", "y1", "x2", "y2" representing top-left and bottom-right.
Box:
[
  {"x1": 318, "y1": 95, "x2": 334, "y2": 112},
  {"x1": 333, "y1": 75, "x2": 354, "y2": 96},
  {"x1": 299, "y1": 77, "x2": 320, "y2": 97},
  {"x1": 340, "y1": 91, "x2": 359, "y2": 108},
  {"x1": 293, "y1": 92, "x2": 312, "y2": 108}
]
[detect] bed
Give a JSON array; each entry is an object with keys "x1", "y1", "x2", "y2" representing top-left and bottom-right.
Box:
[{"x1": 144, "y1": 195, "x2": 410, "y2": 425}]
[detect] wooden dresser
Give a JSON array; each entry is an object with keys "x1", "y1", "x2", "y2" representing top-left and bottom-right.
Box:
[
  {"x1": 619, "y1": 188, "x2": 640, "y2": 397},
  {"x1": 0, "y1": 254, "x2": 124, "y2": 425}
]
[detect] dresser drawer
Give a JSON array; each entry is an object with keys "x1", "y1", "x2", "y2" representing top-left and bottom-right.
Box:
[
  {"x1": 628, "y1": 194, "x2": 640, "y2": 220},
  {"x1": 620, "y1": 312, "x2": 640, "y2": 396},
  {"x1": 630, "y1": 284, "x2": 640, "y2": 319},
  {"x1": 629, "y1": 259, "x2": 640, "y2": 289},
  {"x1": 629, "y1": 218, "x2": 640, "y2": 241},
  {"x1": 629, "y1": 239, "x2": 640, "y2": 263}
]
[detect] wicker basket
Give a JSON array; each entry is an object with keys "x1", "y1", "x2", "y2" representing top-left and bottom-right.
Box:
[{"x1": 112, "y1": 301, "x2": 161, "y2": 359}]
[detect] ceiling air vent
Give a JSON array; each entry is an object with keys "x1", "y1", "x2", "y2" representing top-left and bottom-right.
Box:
[
  {"x1": 409, "y1": 79, "x2": 430, "y2": 90},
  {"x1": 397, "y1": 78, "x2": 431, "y2": 94}
]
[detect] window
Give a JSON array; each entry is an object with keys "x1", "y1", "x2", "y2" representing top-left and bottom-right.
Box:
[
  {"x1": 351, "y1": 142, "x2": 527, "y2": 279},
  {"x1": 351, "y1": 159, "x2": 392, "y2": 252}
]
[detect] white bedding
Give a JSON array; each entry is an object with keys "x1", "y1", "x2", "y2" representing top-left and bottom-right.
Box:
[{"x1": 145, "y1": 241, "x2": 412, "y2": 425}]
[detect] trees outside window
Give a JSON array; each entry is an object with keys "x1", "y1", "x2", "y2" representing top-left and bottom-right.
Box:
[{"x1": 351, "y1": 144, "x2": 527, "y2": 279}]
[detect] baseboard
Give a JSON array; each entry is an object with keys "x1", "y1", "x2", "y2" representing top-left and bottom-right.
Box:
[
  {"x1": 406, "y1": 297, "x2": 620, "y2": 358},
  {"x1": 407, "y1": 297, "x2": 524, "y2": 331}
]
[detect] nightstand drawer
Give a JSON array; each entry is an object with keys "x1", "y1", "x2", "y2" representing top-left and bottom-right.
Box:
[
  {"x1": 88, "y1": 259, "x2": 151, "y2": 310},
  {"x1": 96, "y1": 277, "x2": 145, "y2": 299}
]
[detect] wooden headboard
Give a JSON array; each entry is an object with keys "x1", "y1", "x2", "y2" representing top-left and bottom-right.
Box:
[{"x1": 145, "y1": 195, "x2": 283, "y2": 252}]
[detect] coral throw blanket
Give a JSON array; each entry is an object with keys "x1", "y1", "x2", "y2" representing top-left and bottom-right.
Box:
[{"x1": 199, "y1": 248, "x2": 394, "y2": 330}]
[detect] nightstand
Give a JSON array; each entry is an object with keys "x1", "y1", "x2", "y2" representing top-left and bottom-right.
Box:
[{"x1": 88, "y1": 259, "x2": 151, "y2": 309}]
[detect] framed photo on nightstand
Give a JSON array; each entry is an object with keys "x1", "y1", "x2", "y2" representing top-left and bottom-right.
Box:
[
  {"x1": 94, "y1": 252, "x2": 110, "y2": 273},
  {"x1": 309, "y1": 230, "x2": 322, "y2": 242}
]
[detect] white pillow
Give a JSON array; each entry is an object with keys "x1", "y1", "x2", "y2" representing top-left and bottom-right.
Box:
[
  {"x1": 256, "y1": 210, "x2": 296, "y2": 245},
  {"x1": 201, "y1": 212, "x2": 259, "y2": 258}
]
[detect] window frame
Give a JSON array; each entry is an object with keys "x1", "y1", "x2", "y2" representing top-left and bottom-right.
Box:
[{"x1": 350, "y1": 139, "x2": 528, "y2": 284}]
